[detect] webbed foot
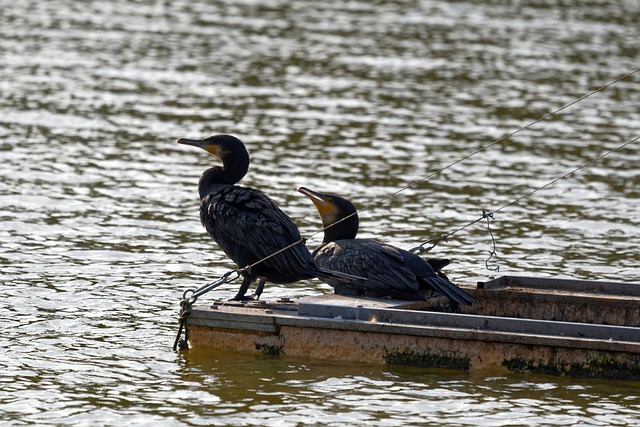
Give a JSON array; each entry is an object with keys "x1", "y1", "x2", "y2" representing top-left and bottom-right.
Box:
[{"x1": 230, "y1": 293, "x2": 256, "y2": 301}]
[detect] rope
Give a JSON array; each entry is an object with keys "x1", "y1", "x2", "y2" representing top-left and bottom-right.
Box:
[
  {"x1": 491, "y1": 136, "x2": 639, "y2": 217},
  {"x1": 173, "y1": 68, "x2": 638, "y2": 350},
  {"x1": 213, "y1": 67, "x2": 640, "y2": 282},
  {"x1": 350, "y1": 67, "x2": 640, "y2": 219},
  {"x1": 172, "y1": 298, "x2": 192, "y2": 351},
  {"x1": 172, "y1": 270, "x2": 241, "y2": 351},
  {"x1": 482, "y1": 210, "x2": 499, "y2": 272},
  {"x1": 299, "y1": 67, "x2": 640, "y2": 244},
  {"x1": 411, "y1": 134, "x2": 640, "y2": 254}
]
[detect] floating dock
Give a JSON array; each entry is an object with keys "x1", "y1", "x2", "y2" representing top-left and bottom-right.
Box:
[{"x1": 183, "y1": 276, "x2": 640, "y2": 379}]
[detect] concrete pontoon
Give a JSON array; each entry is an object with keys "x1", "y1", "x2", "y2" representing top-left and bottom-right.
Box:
[{"x1": 183, "y1": 276, "x2": 640, "y2": 379}]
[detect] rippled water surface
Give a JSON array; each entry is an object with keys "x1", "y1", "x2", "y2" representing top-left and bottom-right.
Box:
[{"x1": 1, "y1": 0, "x2": 640, "y2": 425}]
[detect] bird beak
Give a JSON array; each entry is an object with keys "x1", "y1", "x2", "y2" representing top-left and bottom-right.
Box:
[
  {"x1": 177, "y1": 138, "x2": 218, "y2": 156},
  {"x1": 177, "y1": 138, "x2": 204, "y2": 148},
  {"x1": 297, "y1": 187, "x2": 333, "y2": 216}
]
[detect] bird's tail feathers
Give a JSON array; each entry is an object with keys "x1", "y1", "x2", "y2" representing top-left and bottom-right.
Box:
[
  {"x1": 426, "y1": 258, "x2": 450, "y2": 271},
  {"x1": 424, "y1": 275, "x2": 475, "y2": 306}
]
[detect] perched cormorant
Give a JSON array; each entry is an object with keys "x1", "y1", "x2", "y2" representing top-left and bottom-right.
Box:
[
  {"x1": 297, "y1": 187, "x2": 475, "y2": 306},
  {"x1": 178, "y1": 134, "x2": 353, "y2": 300}
]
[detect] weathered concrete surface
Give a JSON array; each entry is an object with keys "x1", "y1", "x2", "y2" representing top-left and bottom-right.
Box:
[
  {"x1": 188, "y1": 320, "x2": 640, "y2": 379},
  {"x1": 466, "y1": 277, "x2": 640, "y2": 326},
  {"x1": 185, "y1": 276, "x2": 640, "y2": 379}
]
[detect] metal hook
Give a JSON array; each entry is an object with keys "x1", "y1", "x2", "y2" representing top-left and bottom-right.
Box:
[
  {"x1": 409, "y1": 236, "x2": 448, "y2": 254},
  {"x1": 482, "y1": 210, "x2": 500, "y2": 272}
]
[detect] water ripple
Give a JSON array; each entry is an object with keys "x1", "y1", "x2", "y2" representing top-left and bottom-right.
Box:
[{"x1": 2, "y1": 0, "x2": 640, "y2": 425}]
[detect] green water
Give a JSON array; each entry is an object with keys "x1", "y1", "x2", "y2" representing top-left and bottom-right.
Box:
[{"x1": 1, "y1": 0, "x2": 639, "y2": 425}]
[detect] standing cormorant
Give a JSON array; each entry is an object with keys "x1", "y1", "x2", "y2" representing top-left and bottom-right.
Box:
[
  {"x1": 297, "y1": 187, "x2": 475, "y2": 306},
  {"x1": 178, "y1": 134, "x2": 352, "y2": 300}
]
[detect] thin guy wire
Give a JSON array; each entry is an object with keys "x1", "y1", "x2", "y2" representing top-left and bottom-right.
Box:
[
  {"x1": 305, "y1": 66, "x2": 640, "y2": 243},
  {"x1": 199, "y1": 68, "x2": 640, "y2": 288},
  {"x1": 351, "y1": 67, "x2": 640, "y2": 217},
  {"x1": 421, "y1": 134, "x2": 639, "y2": 248},
  {"x1": 241, "y1": 134, "x2": 639, "y2": 275}
]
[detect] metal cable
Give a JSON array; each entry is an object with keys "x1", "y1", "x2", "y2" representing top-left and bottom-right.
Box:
[
  {"x1": 181, "y1": 67, "x2": 640, "y2": 301},
  {"x1": 303, "y1": 67, "x2": 640, "y2": 245},
  {"x1": 411, "y1": 134, "x2": 640, "y2": 253}
]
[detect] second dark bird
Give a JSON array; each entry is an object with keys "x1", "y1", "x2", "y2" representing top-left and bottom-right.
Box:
[
  {"x1": 298, "y1": 187, "x2": 475, "y2": 306},
  {"x1": 178, "y1": 134, "x2": 353, "y2": 300}
]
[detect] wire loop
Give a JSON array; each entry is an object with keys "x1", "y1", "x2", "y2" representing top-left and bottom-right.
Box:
[
  {"x1": 482, "y1": 210, "x2": 500, "y2": 272},
  {"x1": 173, "y1": 68, "x2": 639, "y2": 350}
]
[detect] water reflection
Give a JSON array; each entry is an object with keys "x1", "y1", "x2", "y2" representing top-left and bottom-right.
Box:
[{"x1": 173, "y1": 350, "x2": 640, "y2": 426}]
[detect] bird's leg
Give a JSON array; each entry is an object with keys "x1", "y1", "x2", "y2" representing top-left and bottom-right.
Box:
[
  {"x1": 231, "y1": 275, "x2": 254, "y2": 301},
  {"x1": 251, "y1": 279, "x2": 266, "y2": 300}
]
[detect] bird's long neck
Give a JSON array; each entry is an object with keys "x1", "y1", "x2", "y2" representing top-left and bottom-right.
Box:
[
  {"x1": 322, "y1": 213, "x2": 359, "y2": 243},
  {"x1": 198, "y1": 167, "x2": 230, "y2": 199},
  {"x1": 198, "y1": 151, "x2": 250, "y2": 199}
]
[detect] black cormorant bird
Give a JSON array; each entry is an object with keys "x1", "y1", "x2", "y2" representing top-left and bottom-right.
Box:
[
  {"x1": 178, "y1": 134, "x2": 353, "y2": 300},
  {"x1": 297, "y1": 186, "x2": 475, "y2": 306}
]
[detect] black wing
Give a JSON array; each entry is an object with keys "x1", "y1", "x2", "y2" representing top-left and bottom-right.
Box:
[
  {"x1": 401, "y1": 250, "x2": 475, "y2": 306},
  {"x1": 313, "y1": 239, "x2": 420, "y2": 293},
  {"x1": 201, "y1": 185, "x2": 312, "y2": 277}
]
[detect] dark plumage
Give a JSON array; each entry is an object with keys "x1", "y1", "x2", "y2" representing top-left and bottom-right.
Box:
[
  {"x1": 297, "y1": 186, "x2": 474, "y2": 306},
  {"x1": 178, "y1": 134, "x2": 350, "y2": 300}
]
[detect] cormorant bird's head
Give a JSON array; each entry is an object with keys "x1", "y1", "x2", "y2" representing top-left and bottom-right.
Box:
[
  {"x1": 297, "y1": 187, "x2": 359, "y2": 243},
  {"x1": 177, "y1": 134, "x2": 250, "y2": 185}
]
